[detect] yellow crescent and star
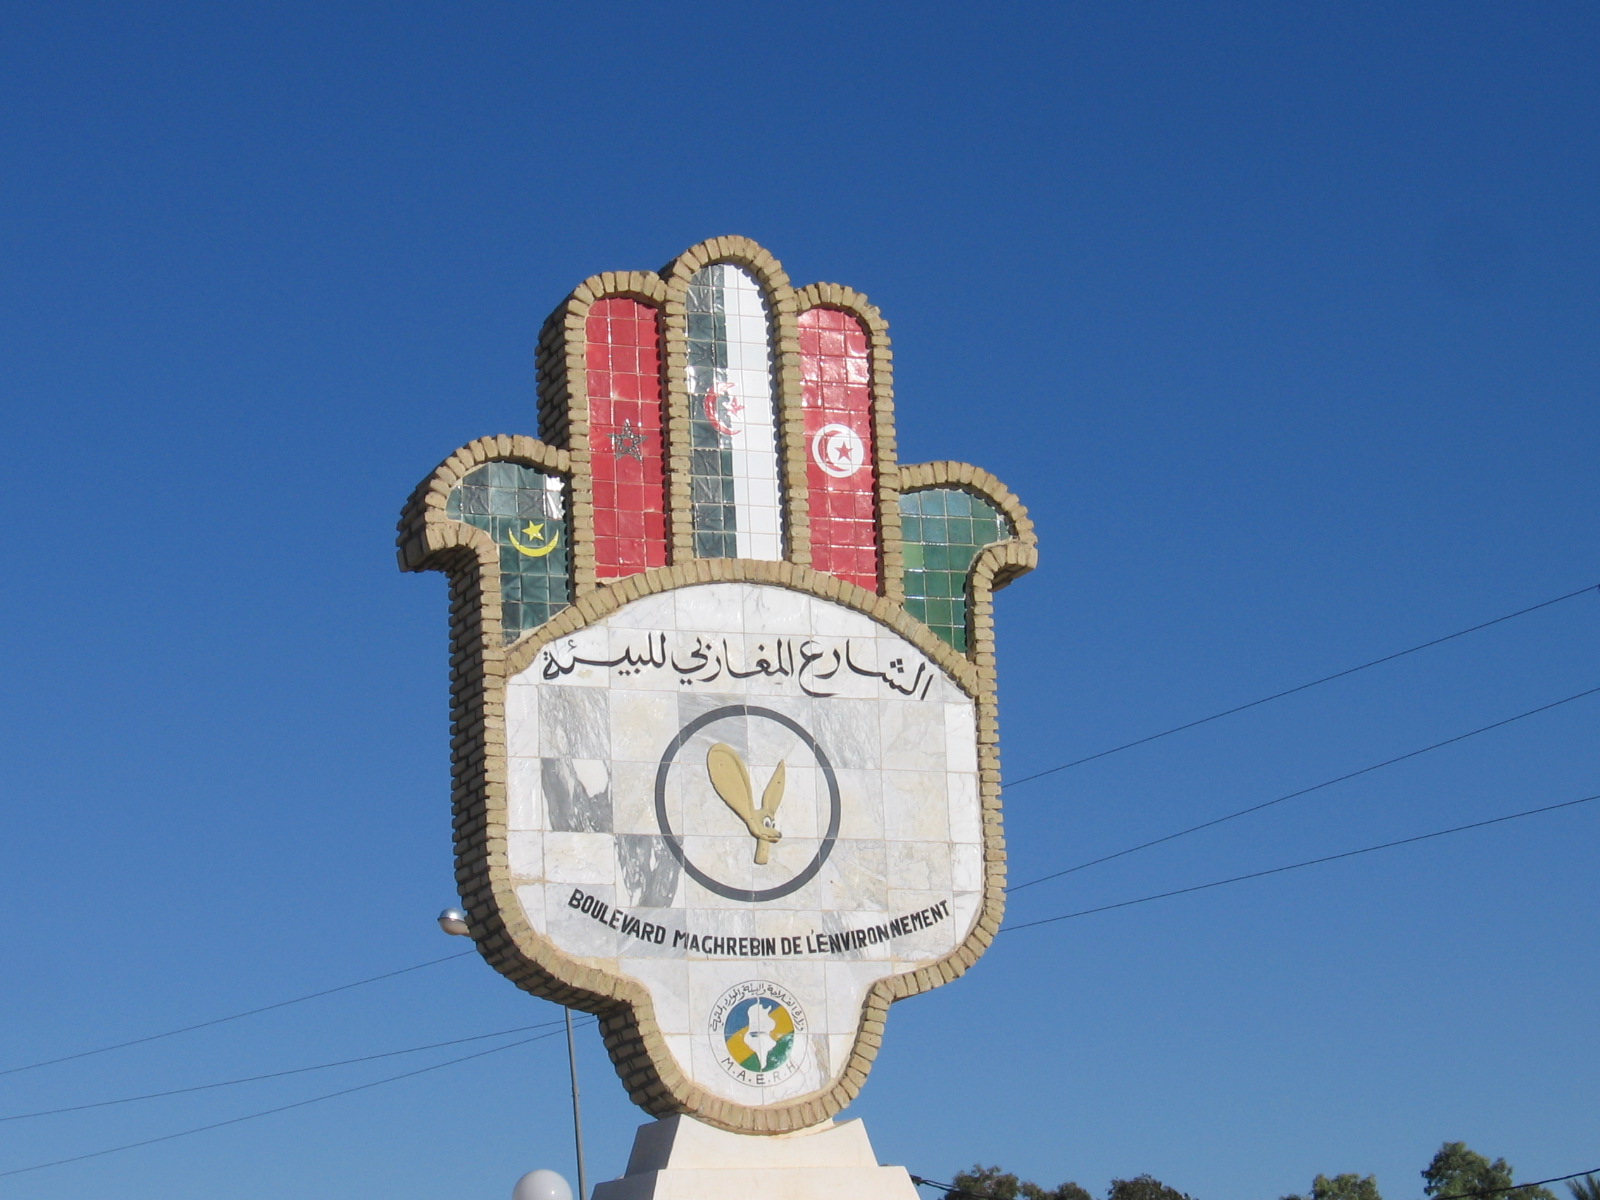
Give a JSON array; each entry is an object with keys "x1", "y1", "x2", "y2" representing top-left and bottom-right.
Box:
[{"x1": 507, "y1": 519, "x2": 560, "y2": 558}]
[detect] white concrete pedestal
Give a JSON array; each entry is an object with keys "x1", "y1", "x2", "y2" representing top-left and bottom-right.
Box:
[{"x1": 591, "y1": 1114, "x2": 920, "y2": 1200}]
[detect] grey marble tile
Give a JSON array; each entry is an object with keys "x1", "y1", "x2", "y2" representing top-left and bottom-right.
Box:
[
  {"x1": 541, "y1": 756, "x2": 613, "y2": 833},
  {"x1": 617, "y1": 833, "x2": 681, "y2": 907},
  {"x1": 540, "y1": 685, "x2": 610, "y2": 759}
]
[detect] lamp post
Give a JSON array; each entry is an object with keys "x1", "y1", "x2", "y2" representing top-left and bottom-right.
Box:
[{"x1": 437, "y1": 909, "x2": 589, "y2": 1200}]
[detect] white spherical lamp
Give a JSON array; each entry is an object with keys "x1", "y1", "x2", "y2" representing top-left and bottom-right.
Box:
[
  {"x1": 437, "y1": 907, "x2": 470, "y2": 937},
  {"x1": 511, "y1": 1169, "x2": 573, "y2": 1200}
]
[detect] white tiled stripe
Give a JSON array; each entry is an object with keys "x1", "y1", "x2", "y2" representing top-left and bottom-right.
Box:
[{"x1": 714, "y1": 264, "x2": 784, "y2": 560}]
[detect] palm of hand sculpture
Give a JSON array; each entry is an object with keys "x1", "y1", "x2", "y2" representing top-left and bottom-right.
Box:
[{"x1": 706, "y1": 743, "x2": 786, "y2": 863}]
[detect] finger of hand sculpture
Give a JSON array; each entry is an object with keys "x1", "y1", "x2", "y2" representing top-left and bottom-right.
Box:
[{"x1": 706, "y1": 743, "x2": 783, "y2": 863}]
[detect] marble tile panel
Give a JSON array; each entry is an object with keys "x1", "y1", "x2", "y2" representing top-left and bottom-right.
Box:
[
  {"x1": 951, "y1": 841, "x2": 983, "y2": 892},
  {"x1": 809, "y1": 600, "x2": 878, "y2": 642},
  {"x1": 609, "y1": 689, "x2": 675, "y2": 765},
  {"x1": 943, "y1": 702, "x2": 978, "y2": 773},
  {"x1": 881, "y1": 769, "x2": 952, "y2": 843},
  {"x1": 525, "y1": 882, "x2": 624, "y2": 962},
  {"x1": 506, "y1": 678, "x2": 540, "y2": 758},
  {"x1": 811, "y1": 698, "x2": 881, "y2": 770},
  {"x1": 507, "y1": 754, "x2": 541, "y2": 832},
  {"x1": 616, "y1": 833, "x2": 681, "y2": 908},
  {"x1": 541, "y1": 757, "x2": 613, "y2": 833},
  {"x1": 606, "y1": 590, "x2": 678, "y2": 631},
  {"x1": 946, "y1": 771, "x2": 981, "y2": 846},
  {"x1": 737, "y1": 586, "x2": 812, "y2": 637},
  {"x1": 832, "y1": 768, "x2": 885, "y2": 842},
  {"x1": 610, "y1": 759, "x2": 658, "y2": 836},
  {"x1": 808, "y1": 839, "x2": 888, "y2": 911},
  {"x1": 822, "y1": 959, "x2": 885, "y2": 1036},
  {"x1": 885, "y1": 841, "x2": 952, "y2": 894},
  {"x1": 878, "y1": 700, "x2": 947, "y2": 773},
  {"x1": 540, "y1": 686, "x2": 610, "y2": 759},
  {"x1": 544, "y1": 831, "x2": 616, "y2": 885},
  {"x1": 507, "y1": 831, "x2": 543, "y2": 882},
  {"x1": 673, "y1": 585, "x2": 747, "y2": 635}
]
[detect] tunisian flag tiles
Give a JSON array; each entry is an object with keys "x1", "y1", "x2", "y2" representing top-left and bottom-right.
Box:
[{"x1": 799, "y1": 307, "x2": 878, "y2": 591}]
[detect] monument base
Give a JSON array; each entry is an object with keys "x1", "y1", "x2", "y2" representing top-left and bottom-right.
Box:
[{"x1": 591, "y1": 1113, "x2": 921, "y2": 1200}]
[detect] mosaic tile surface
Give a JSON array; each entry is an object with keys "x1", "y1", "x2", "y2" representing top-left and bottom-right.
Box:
[
  {"x1": 799, "y1": 307, "x2": 879, "y2": 591},
  {"x1": 686, "y1": 265, "x2": 784, "y2": 561},
  {"x1": 506, "y1": 582, "x2": 981, "y2": 1107},
  {"x1": 446, "y1": 463, "x2": 570, "y2": 642},
  {"x1": 899, "y1": 487, "x2": 1012, "y2": 651},
  {"x1": 587, "y1": 297, "x2": 669, "y2": 579}
]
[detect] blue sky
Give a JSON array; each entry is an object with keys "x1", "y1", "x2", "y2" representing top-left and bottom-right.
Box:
[{"x1": 2, "y1": 3, "x2": 1597, "y2": 1197}]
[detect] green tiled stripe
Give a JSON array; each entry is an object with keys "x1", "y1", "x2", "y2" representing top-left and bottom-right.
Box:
[
  {"x1": 446, "y1": 462, "x2": 572, "y2": 643},
  {"x1": 900, "y1": 487, "x2": 1012, "y2": 651}
]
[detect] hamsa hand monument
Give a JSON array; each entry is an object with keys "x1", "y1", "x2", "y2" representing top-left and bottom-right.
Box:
[{"x1": 399, "y1": 237, "x2": 1036, "y2": 1194}]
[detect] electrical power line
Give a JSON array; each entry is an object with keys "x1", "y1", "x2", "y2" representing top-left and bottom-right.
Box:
[
  {"x1": 1434, "y1": 1168, "x2": 1600, "y2": 1199},
  {"x1": 0, "y1": 950, "x2": 476, "y2": 1078},
  {"x1": 0, "y1": 1018, "x2": 570, "y2": 1122},
  {"x1": 1003, "y1": 792, "x2": 1599, "y2": 932},
  {"x1": 0, "y1": 1020, "x2": 597, "y2": 1180},
  {"x1": 1003, "y1": 583, "x2": 1599, "y2": 790},
  {"x1": 1008, "y1": 683, "x2": 1600, "y2": 893}
]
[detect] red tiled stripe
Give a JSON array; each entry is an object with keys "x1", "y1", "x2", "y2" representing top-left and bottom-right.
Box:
[
  {"x1": 587, "y1": 298, "x2": 668, "y2": 578},
  {"x1": 799, "y1": 308, "x2": 878, "y2": 591}
]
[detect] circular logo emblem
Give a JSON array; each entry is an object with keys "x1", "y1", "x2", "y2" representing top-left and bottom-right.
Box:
[
  {"x1": 654, "y1": 705, "x2": 841, "y2": 903},
  {"x1": 704, "y1": 382, "x2": 745, "y2": 436},
  {"x1": 810, "y1": 423, "x2": 867, "y2": 478},
  {"x1": 709, "y1": 980, "x2": 808, "y2": 1086}
]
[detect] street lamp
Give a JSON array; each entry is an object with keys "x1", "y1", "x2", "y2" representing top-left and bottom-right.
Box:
[
  {"x1": 512, "y1": 1169, "x2": 573, "y2": 1200},
  {"x1": 437, "y1": 907, "x2": 471, "y2": 937}
]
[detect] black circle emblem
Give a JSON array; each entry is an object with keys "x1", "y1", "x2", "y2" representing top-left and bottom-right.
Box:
[{"x1": 654, "y1": 705, "x2": 841, "y2": 903}]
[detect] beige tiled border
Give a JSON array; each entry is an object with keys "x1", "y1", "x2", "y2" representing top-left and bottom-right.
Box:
[{"x1": 397, "y1": 239, "x2": 1038, "y2": 1135}]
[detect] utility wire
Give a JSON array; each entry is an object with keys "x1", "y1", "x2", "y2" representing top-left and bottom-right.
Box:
[
  {"x1": 1004, "y1": 583, "x2": 1599, "y2": 790},
  {"x1": 1435, "y1": 1168, "x2": 1600, "y2": 1199},
  {"x1": 0, "y1": 1020, "x2": 597, "y2": 1180},
  {"x1": 910, "y1": 1176, "x2": 981, "y2": 1196},
  {"x1": 0, "y1": 950, "x2": 475, "y2": 1078},
  {"x1": 1003, "y1": 792, "x2": 1599, "y2": 932},
  {"x1": 1008, "y1": 683, "x2": 1600, "y2": 893},
  {"x1": 0, "y1": 1018, "x2": 569, "y2": 1122}
]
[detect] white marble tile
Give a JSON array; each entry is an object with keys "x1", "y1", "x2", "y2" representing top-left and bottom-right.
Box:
[
  {"x1": 881, "y1": 769, "x2": 951, "y2": 843},
  {"x1": 943, "y1": 703, "x2": 978, "y2": 773},
  {"x1": 886, "y1": 841, "x2": 951, "y2": 894},
  {"x1": 610, "y1": 760, "x2": 659, "y2": 837},
  {"x1": 507, "y1": 755, "x2": 541, "y2": 832},
  {"x1": 544, "y1": 832, "x2": 616, "y2": 885},
  {"x1": 878, "y1": 700, "x2": 946, "y2": 773},
  {"x1": 674, "y1": 585, "x2": 747, "y2": 636},
  {"x1": 951, "y1": 842, "x2": 983, "y2": 892},
  {"x1": 832, "y1": 768, "x2": 885, "y2": 842},
  {"x1": 946, "y1": 771, "x2": 981, "y2": 846},
  {"x1": 507, "y1": 831, "x2": 543, "y2": 882},
  {"x1": 506, "y1": 678, "x2": 540, "y2": 758}
]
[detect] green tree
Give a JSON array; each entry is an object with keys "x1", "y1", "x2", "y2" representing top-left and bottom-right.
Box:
[
  {"x1": 1422, "y1": 1142, "x2": 1557, "y2": 1200},
  {"x1": 949, "y1": 1163, "x2": 1093, "y2": 1200},
  {"x1": 1283, "y1": 1172, "x2": 1383, "y2": 1200},
  {"x1": 1566, "y1": 1176, "x2": 1600, "y2": 1200},
  {"x1": 1106, "y1": 1176, "x2": 1195, "y2": 1200}
]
